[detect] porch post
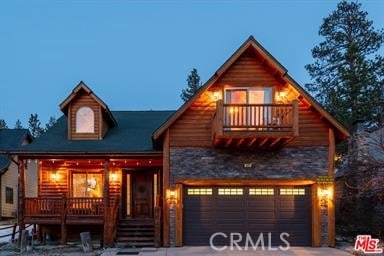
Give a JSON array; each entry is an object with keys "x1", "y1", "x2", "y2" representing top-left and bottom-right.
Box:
[
  {"x1": 103, "y1": 160, "x2": 110, "y2": 208},
  {"x1": 103, "y1": 160, "x2": 110, "y2": 246},
  {"x1": 18, "y1": 159, "x2": 26, "y2": 244}
]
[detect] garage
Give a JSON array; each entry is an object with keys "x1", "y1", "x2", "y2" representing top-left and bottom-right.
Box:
[{"x1": 183, "y1": 186, "x2": 312, "y2": 246}]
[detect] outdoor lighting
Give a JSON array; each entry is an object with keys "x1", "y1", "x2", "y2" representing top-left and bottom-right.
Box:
[
  {"x1": 50, "y1": 171, "x2": 61, "y2": 182},
  {"x1": 319, "y1": 188, "x2": 331, "y2": 198},
  {"x1": 166, "y1": 188, "x2": 178, "y2": 205},
  {"x1": 109, "y1": 172, "x2": 119, "y2": 182},
  {"x1": 212, "y1": 91, "x2": 220, "y2": 101}
]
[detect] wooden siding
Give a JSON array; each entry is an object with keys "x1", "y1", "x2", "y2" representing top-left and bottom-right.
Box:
[
  {"x1": 39, "y1": 167, "x2": 68, "y2": 197},
  {"x1": 169, "y1": 50, "x2": 331, "y2": 147},
  {"x1": 1, "y1": 162, "x2": 18, "y2": 217},
  {"x1": 69, "y1": 91, "x2": 101, "y2": 140}
]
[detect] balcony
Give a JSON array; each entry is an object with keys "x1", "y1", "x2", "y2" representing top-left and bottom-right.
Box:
[{"x1": 212, "y1": 100, "x2": 299, "y2": 148}]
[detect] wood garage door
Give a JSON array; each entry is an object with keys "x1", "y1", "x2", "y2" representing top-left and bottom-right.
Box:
[{"x1": 183, "y1": 186, "x2": 311, "y2": 246}]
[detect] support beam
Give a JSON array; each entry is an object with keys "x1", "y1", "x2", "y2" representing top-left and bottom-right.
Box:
[
  {"x1": 247, "y1": 138, "x2": 257, "y2": 147},
  {"x1": 311, "y1": 183, "x2": 320, "y2": 246},
  {"x1": 292, "y1": 100, "x2": 299, "y2": 137},
  {"x1": 327, "y1": 128, "x2": 336, "y2": 247},
  {"x1": 162, "y1": 129, "x2": 170, "y2": 247},
  {"x1": 103, "y1": 160, "x2": 110, "y2": 246},
  {"x1": 235, "y1": 138, "x2": 245, "y2": 148},
  {"x1": 258, "y1": 138, "x2": 269, "y2": 147},
  {"x1": 175, "y1": 184, "x2": 183, "y2": 247},
  {"x1": 60, "y1": 193, "x2": 67, "y2": 244},
  {"x1": 17, "y1": 159, "x2": 26, "y2": 244},
  {"x1": 224, "y1": 138, "x2": 233, "y2": 148},
  {"x1": 269, "y1": 138, "x2": 281, "y2": 148}
]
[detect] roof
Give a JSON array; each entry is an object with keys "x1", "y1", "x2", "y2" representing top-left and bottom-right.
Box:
[
  {"x1": 59, "y1": 81, "x2": 117, "y2": 127},
  {"x1": 153, "y1": 35, "x2": 351, "y2": 141},
  {"x1": 11, "y1": 111, "x2": 175, "y2": 155},
  {"x1": 0, "y1": 129, "x2": 31, "y2": 174}
]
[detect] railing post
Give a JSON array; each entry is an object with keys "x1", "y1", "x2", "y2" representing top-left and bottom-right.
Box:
[
  {"x1": 292, "y1": 100, "x2": 299, "y2": 136},
  {"x1": 60, "y1": 193, "x2": 67, "y2": 245}
]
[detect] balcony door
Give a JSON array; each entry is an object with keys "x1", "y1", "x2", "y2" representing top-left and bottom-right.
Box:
[{"x1": 225, "y1": 88, "x2": 272, "y2": 129}]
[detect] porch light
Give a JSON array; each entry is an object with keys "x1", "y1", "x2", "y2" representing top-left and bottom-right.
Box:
[
  {"x1": 166, "y1": 188, "x2": 178, "y2": 205},
  {"x1": 50, "y1": 171, "x2": 61, "y2": 182},
  {"x1": 109, "y1": 172, "x2": 119, "y2": 182},
  {"x1": 212, "y1": 91, "x2": 220, "y2": 101},
  {"x1": 318, "y1": 186, "x2": 333, "y2": 205}
]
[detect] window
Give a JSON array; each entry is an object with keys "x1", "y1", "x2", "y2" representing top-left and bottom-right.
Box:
[
  {"x1": 72, "y1": 172, "x2": 103, "y2": 197},
  {"x1": 5, "y1": 187, "x2": 13, "y2": 204},
  {"x1": 280, "y1": 188, "x2": 306, "y2": 196},
  {"x1": 76, "y1": 107, "x2": 95, "y2": 133},
  {"x1": 218, "y1": 188, "x2": 243, "y2": 195},
  {"x1": 187, "y1": 188, "x2": 212, "y2": 195},
  {"x1": 249, "y1": 188, "x2": 274, "y2": 195},
  {"x1": 224, "y1": 87, "x2": 273, "y2": 129}
]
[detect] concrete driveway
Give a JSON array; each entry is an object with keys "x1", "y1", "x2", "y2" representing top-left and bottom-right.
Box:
[{"x1": 103, "y1": 246, "x2": 352, "y2": 256}]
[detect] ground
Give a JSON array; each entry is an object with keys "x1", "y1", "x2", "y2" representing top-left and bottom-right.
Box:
[{"x1": 0, "y1": 244, "x2": 356, "y2": 256}]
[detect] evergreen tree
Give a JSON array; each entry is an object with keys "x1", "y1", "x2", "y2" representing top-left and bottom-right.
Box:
[
  {"x1": 45, "y1": 116, "x2": 57, "y2": 131},
  {"x1": 305, "y1": 1, "x2": 384, "y2": 129},
  {"x1": 180, "y1": 68, "x2": 202, "y2": 102},
  {"x1": 14, "y1": 119, "x2": 23, "y2": 129},
  {"x1": 28, "y1": 114, "x2": 44, "y2": 138},
  {"x1": 0, "y1": 119, "x2": 7, "y2": 129}
]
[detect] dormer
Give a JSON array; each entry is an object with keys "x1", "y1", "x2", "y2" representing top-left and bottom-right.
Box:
[{"x1": 59, "y1": 81, "x2": 117, "y2": 140}]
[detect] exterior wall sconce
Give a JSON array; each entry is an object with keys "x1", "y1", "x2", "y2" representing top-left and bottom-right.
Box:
[
  {"x1": 50, "y1": 171, "x2": 61, "y2": 182},
  {"x1": 109, "y1": 172, "x2": 119, "y2": 182},
  {"x1": 166, "y1": 188, "x2": 178, "y2": 205},
  {"x1": 318, "y1": 187, "x2": 332, "y2": 205},
  {"x1": 212, "y1": 91, "x2": 221, "y2": 101}
]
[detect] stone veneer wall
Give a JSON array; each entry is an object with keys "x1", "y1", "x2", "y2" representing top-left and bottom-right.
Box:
[{"x1": 168, "y1": 146, "x2": 329, "y2": 246}]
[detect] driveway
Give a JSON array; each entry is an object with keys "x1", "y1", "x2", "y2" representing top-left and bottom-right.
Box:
[{"x1": 103, "y1": 246, "x2": 352, "y2": 256}]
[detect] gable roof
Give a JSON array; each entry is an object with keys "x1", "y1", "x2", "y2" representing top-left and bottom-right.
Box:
[
  {"x1": 59, "y1": 81, "x2": 117, "y2": 127},
  {"x1": 0, "y1": 129, "x2": 32, "y2": 174},
  {"x1": 10, "y1": 111, "x2": 174, "y2": 155},
  {"x1": 153, "y1": 36, "x2": 350, "y2": 141}
]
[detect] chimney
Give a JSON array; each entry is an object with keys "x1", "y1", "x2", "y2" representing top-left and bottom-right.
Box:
[{"x1": 352, "y1": 119, "x2": 366, "y2": 134}]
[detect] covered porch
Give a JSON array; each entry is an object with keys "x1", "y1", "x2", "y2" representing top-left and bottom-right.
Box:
[{"x1": 18, "y1": 156, "x2": 163, "y2": 247}]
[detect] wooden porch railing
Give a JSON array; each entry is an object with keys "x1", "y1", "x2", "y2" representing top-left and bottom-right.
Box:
[
  {"x1": 25, "y1": 197, "x2": 105, "y2": 217},
  {"x1": 25, "y1": 197, "x2": 64, "y2": 216},
  {"x1": 212, "y1": 99, "x2": 299, "y2": 136}
]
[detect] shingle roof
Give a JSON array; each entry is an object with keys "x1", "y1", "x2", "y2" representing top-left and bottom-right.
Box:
[
  {"x1": 13, "y1": 111, "x2": 175, "y2": 154},
  {"x1": 0, "y1": 129, "x2": 31, "y2": 174}
]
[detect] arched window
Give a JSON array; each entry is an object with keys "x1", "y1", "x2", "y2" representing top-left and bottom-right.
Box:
[{"x1": 76, "y1": 106, "x2": 95, "y2": 133}]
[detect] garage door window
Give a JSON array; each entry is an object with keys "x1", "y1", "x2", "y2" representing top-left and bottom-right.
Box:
[
  {"x1": 280, "y1": 188, "x2": 305, "y2": 195},
  {"x1": 187, "y1": 188, "x2": 212, "y2": 195},
  {"x1": 249, "y1": 188, "x2": 274, "y2": 195},
  {"x1": 218, "y1": 188, "x2": 243, "y2": 195}
]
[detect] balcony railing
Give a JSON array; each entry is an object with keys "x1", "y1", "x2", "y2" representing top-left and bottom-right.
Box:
[
  {"x1": 25, "y1": 197, "x2": 105, "y2": 218},
  {"x1": 212, "y1": 100, "x2": 299, "y2": 138}
]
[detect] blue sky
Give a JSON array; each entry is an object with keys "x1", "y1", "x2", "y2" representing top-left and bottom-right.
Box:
[{"x1": 0, "y1": 0, "x2": 383, "y2": 127}]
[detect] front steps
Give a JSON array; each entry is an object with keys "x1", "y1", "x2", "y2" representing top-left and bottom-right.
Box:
[{"x1": 115, "y1": 219, "x2": 155, "y2": 248}]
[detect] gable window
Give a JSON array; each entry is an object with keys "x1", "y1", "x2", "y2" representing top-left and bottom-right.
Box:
[
  {"x1": 224, "y1": 87, "x2": 272, "y2": 129},
  {"x1": 72, "y1": 172, "x2": 103, "y2": 198},
  {"x1": 76, "y1": 107, "x2": 95, "y2": 133},
  {"x1": 5, "y1": 187, "x2": 13, "y2": 204}
]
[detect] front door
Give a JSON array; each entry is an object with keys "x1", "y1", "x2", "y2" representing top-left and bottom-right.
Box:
[{"x1": 132, "y1": 172, "x2": 153, "y2": 218}]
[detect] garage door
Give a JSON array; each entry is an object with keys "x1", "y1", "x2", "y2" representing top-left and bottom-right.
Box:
[{"x1": 183, "y1": 186, "x2": 311, "y2": 246}]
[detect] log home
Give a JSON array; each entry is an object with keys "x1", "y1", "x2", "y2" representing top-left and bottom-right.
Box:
[{"x1": 11, "y1": 36, "x2": 350, "y2": 247}]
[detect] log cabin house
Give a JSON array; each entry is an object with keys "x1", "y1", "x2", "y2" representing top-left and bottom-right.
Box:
[{"x1": 10, "y1": 36, "x2": 350, "y2": 247}]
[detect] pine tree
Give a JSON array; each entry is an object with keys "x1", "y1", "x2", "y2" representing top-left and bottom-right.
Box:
[
  {"x1": 14, "y1": 119, "x2": 23, "y2": 129},
  {"x1": 45, "y1": 116, "x2": 57, "y2": 131},
  {"x1": 180, "y1": 68, "x2": 202, "y2": 102},
  {"x1": 305, "y1": 1, "x2": 384, "y2": 129},
  {"x1": 0, "y1": 119, "x2": 7, "y2": 129},
  {"x1": 28, "y1": 114, "x2": 44, "y2": 138}
]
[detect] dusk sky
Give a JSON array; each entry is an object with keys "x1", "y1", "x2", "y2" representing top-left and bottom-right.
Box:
[{"x1": 0, "y1": 0, "x2": 383, "y2": 127}]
